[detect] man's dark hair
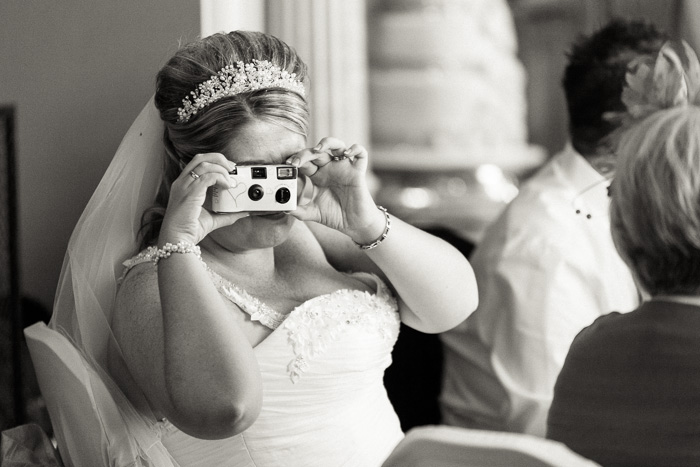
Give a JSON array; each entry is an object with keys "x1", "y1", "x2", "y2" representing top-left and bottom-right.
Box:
[{"x1": 563, "y1": 19, "x2": 668, "y2": 156}]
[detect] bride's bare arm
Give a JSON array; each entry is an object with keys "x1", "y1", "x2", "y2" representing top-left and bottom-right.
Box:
[
  {"x1": 308, "y1": 216, "x2": 478, "y2": 334},
  {"x1": 113, "y1": 152, "x2": 262, "y2": 439},
  {"x1": 290, "y1": 138, "x2": 478, "y2": 334},
  {"x1": 113, "y1": 255, "x2": 262, "y2": 440}
]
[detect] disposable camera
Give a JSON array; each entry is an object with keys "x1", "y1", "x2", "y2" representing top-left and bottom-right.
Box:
[{"x1": 206, "y1": 164, "x2": 298, "y2": 213}]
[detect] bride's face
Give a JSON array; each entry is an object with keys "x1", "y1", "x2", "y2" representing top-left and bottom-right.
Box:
[{"x1": 205, "y1": 119, "x2": 307, "y2": 251}]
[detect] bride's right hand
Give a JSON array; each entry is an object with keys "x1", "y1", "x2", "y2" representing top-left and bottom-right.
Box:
[{"x1": 159, "y1": 153, "x2": 248, "y2": 245}]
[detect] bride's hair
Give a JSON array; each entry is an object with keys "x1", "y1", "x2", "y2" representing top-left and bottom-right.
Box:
[{"x1": 140, "y1": 31, "x2": 310, "y2": 247}]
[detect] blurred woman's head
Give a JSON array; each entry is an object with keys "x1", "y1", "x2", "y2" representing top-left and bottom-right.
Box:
[{"x1": 611, "y1": 105, "x2": 700, "y2": 295}]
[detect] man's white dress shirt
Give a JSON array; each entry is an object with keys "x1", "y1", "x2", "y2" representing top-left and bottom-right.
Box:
[{"x1": 439, "y1": 146, "x2": 639, "y2": 437}]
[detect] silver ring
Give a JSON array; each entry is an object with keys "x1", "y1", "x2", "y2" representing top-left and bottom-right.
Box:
[
  {"x1": 330, "y1": 154, "x2": 348, "y2": 161},
  {"x1": 189, "y1": 170, "x2": 200, "y2": 180}
]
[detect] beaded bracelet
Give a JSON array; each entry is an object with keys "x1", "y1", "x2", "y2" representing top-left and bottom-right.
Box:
[
  {"x1": 353, "y1": 206, "x2": 391, "y2": 250},
  {"x1": 152, "y1": 241, "x2": 202, "y2": 265}
]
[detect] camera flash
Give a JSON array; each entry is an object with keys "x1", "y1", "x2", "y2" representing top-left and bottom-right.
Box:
[{"x1": 277, "y1": 167, "x2": 297, "y2": 179}]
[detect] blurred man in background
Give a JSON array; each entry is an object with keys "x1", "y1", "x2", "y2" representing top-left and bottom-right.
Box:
[{"x1": 439, "y1": 18, "x2": 667, "y2": 437}]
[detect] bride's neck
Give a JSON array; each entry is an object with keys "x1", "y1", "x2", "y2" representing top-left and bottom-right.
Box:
[{"x1": 200, "y1": 238, "x2": 278, "y2": 278}]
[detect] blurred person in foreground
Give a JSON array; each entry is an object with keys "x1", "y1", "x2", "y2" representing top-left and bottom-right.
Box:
[
  {"x1": 547, "y1": 39, "x2": 700, "y2": 466},
  {"x1": 439, "y1": 19, "x2": 666, "y2": 436}
]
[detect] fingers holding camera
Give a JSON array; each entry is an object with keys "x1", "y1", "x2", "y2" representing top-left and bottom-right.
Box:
[
  {"x1": 342, "y1": 143, "x2": 369, "y2": 172},
  {"x1": 285, "y1": 138, "x2": 378, "y2": 235},
  {"x1": 181, "y1": 153, "x2": 236, "y2": 189},
  {"x1": 311, "y1": 139, "x2": 368, "y2": 175},
  {"x1": 286, "y1": 137, "x2": 369, "y2": 179},
  {"x1": 286, "y1": 147, "x2": 321, "y2": 177},
  {"x1": 161, "y1": 153, "x2": 240, "y2": 245}
]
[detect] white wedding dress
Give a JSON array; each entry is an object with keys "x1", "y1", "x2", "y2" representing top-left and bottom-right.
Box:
[{"x1": 122, "y1": 248, "x2": 405, "y2": 467}]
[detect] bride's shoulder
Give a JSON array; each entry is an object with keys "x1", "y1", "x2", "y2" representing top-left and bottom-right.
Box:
[
  {"x1": 120, "y1": 247, "x2": 159, "y2": 276},
  {"x1": 115, "y1": 248, "x2": 159, "y2": 309},
  {"x1": 111, "y1": 250, "x2": 162, "y2": 352}
]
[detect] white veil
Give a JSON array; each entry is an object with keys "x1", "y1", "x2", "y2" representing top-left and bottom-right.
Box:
[{"x1": 50, "y1": 98, "x2": 178, "y2": 466}]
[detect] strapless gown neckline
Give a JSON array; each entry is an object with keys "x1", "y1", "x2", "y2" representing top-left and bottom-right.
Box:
[{"x1": 122, "y1": 248, "x2": 405, "y2": 466}]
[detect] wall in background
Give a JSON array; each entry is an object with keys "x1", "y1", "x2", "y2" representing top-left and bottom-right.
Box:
[{"x1": 0, "y1": 1, "x2": 199, "y2": 312}]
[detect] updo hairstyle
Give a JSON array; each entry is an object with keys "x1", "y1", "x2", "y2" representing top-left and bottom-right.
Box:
[{"x1": 140, "y1": 31, "x2": 310, "y2": 247}]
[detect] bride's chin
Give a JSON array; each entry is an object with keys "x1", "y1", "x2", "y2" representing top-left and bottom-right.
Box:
[{"x1": 253, "y1": 212, "x2": 288, "y2": 221}]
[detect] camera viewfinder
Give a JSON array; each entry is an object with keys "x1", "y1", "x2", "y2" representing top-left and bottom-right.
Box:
[{"x1": 251, "y1": 167, "x2": 267, "y2": 179}]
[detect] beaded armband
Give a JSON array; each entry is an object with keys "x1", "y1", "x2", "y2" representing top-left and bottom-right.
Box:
[
  {"x1": 152, "y1": 241, "x2": 202, "y2": 265},
  {"x1": 353, "y1": 206, "x2": 391, "y2": 250}
]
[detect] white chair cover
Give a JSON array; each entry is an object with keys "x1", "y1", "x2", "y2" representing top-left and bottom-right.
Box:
[
  {"x1": 25, "y1": 322, "x2": 176, "y2": 467},
  {"x1": 45, "y1": 98, "x2": 179, "y2": 466},
  {"x1": 381, "y1": 425, "x2": 600, "y2": 467}
]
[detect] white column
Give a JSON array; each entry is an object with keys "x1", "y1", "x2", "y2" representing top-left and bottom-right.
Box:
[
  {"x1": 266, "y1": 0, "x2": 370, "y2": 148},
  {"x1": 200, "y1": 0, "x2": 265, "y2": 37},
  {"x1": 679, "y1": 0, "x2": 700, "y2": 53}
]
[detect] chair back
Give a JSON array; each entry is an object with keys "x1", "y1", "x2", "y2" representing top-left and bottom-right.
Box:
[
  {"x1": 382, "y1": 425, "x2": 601, "y2": 467},
  {"x1": 24, "y1": 321, "x2": 137, "y2": 467}
]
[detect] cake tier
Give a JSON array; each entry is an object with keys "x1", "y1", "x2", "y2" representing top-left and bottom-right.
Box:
[
  {"x1": 370, "y1": 143, "x2": 546, "y2": 173},
  {"x1": 370, "y1": 67, "x2": 528, "y2": 147},
  {"x1": 369, "y1": 0, "x2": 518, "y2": 68}
]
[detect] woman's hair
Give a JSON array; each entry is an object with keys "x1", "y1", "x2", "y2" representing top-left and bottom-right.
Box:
[
  {"x1": 610, "y1": 106, "x2": 700, "y2": 295},
  {"x1": 140, "y1": 31, "x2": 310, "y2": 247},
  {"x1": 562, "y1": 19, "x2": 667, "y2": 156}
]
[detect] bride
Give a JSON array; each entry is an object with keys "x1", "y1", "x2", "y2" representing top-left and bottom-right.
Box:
[{"x1": 52, "y1": 30, "x2": 477, "y2": 466}]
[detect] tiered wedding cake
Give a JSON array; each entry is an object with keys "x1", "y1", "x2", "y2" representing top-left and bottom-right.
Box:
[{"x1": 369, "y1": 0, "x2": 543, "y2": 172}]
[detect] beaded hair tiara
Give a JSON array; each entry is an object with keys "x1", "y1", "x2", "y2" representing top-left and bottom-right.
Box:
[{"x1": 176, "y1": 59, "x2": 306, "y2": 123}]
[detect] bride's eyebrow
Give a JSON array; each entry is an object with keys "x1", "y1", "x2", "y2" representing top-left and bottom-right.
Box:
[
  {"x1": 236, "y1": 151, "x2": 300, "y2": 165},
  {"x1": 236, "y1": 160, "x2": 268, "y2": 166}
]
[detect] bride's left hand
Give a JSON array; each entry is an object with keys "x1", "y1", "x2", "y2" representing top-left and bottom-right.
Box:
[{"x1": 286, "y1": 137, "x2": 384, "y2": 240}]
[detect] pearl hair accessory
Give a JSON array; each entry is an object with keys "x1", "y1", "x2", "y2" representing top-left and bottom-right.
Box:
[
  {"x1": 177, "y1": 59, "x2": 306, "y2": 123},
  {"x1": 354, "y1": 206, "x2": 391, "y2": 250},
  {"x1": 152, "y1": 241, "x2": 202, "y2": 265}
]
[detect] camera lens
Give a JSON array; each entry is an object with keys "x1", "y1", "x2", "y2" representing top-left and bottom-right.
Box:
[
  {"x1": 248, "y1": 184, "x2": 264, "y2": 201},
  {"x1": 275, "y1": 187, "x2": 291, "y2": 204}
]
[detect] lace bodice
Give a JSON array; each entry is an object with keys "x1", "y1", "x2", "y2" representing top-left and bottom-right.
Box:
[
  {"x1": 122, "y1": 247, "x2": 400, "y2": 384},
  {"x1": 122, "y1": 247, "x2": 288, "y2": 329},
  {"x1": 121, "y1": 248, "x2": 404, "y2": 466}
]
